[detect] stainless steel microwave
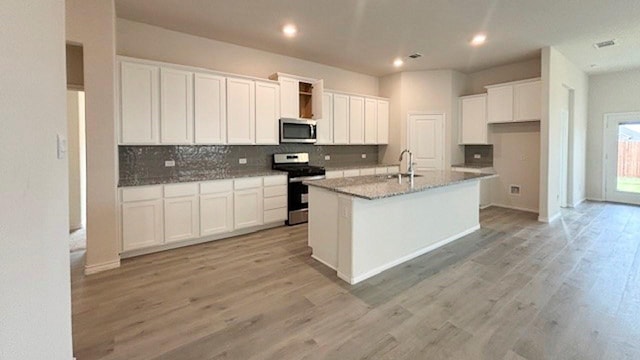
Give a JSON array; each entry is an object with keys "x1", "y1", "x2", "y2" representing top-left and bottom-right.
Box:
[{"x1": 280, "y1": 118, "x2": 317, "y2": 144}]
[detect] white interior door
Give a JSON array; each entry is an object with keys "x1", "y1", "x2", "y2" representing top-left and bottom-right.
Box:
[
  {"x1": 407, "y1": 113, "x2": 444, "y2": 171},
  {"x1": 605, "y1": 113, "x2": 640, "y2": 205}
]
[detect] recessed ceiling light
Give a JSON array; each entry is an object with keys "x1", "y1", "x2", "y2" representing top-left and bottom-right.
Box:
[
  {"x1": 282, "y1": 24, "x2": 298, "y2": 37},
  {"x1": 470, "y1": 33, "x2": 487, "y2": 46},
  {"x1": 393, "y1": 58, "x2": 404, "y2": 67}
]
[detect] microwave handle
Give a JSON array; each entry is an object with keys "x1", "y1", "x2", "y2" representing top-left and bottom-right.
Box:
[{"x1": 310, "y1": 124, "x2": 315, "y2": 139}]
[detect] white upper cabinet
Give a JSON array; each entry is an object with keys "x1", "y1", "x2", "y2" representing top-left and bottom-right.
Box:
[
  {"x1": 364, "y1": 98, "x2": 378, "y2": 144},
  {"x1": 279, "y1": 76, "x2": 299, "y2": 119},
  {"x1": 317, "y1": 92, "x2": 334, "y2": 144},
  {"x1": 514, "y1": 80, "x2": 542, "y2": 122},
  {"x1": 119, "y1": 61, "x2": 159, "y2": 144},
  {"x1": 226, "y1": 77, "x2": 256, "y2": 144},
  {"x1": 487, "y1": 85, "x2": 513, "y2": 124},
  {"x1": 194, "y1": 73, "x2": 226, "y2": 144},
  {"x1": 377, "y1": 100, "x2": 389, "y2": 144},
  {"x1": 333, "y1": 93, "x2": 350, "y2": 144},
  {"x1": 349, "y1": 96, "x2": 365, "y2": 144},
  {"x1": 255, "y1": 81, "x2": 280, "y2": 145},
  {"x1": 311, "y1": 79, "x2": 324, "y2": 120},
  {"x1": 160, "y1": 68, "x2": 194, "y2": 144},
  {"x1": 486, "y1": 78, "x2": 541, "y2": 124},
  {"x1": 459, "y1": 94, "x2": 488, "y2": 145}
]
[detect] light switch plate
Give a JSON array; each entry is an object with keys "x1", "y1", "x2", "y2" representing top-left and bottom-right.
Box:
[
  {"x1": 324, "y1": 155, "x2": 331, "y2": 161},
  {"x1": 361, "y1": 154, "x2": 367, "y2": 159},
  {"x1": 239, "y1": 158, "x2": 247, "y2": 164},
  {"x1": 164, "y1": 160, "x2": 175, "y2": 167},
  {"x1": 56, "y1": 134, "x2": 67, "y2": 160}
]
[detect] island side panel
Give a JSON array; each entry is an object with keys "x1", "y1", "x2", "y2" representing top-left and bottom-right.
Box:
[
  {"x1": 308, "y1": 186, "x2": 340, "y2": 269},
  {"x1": 342, "y1": 181, "x2": 480, "y2": 284}
]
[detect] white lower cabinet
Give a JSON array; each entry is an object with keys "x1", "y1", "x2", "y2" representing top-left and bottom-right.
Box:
[
  {"x1": 263, "y1": 175, "x2": 288, "y2": 223},
  {"x1": 164, "y1": 196, "x2": 199, "y2": 243},
  {"x1": 121, "y1": 185, "x2": 164, "y2": 251},
  {"x1": 200, "y1": 192, "x2": 233, "y2": 236},
  {"x1": 234, "y1": 188, "x2": 264, "y2": 229}
]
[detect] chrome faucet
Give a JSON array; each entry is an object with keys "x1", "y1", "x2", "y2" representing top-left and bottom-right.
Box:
[{"x1": 399, "y1": 149, "x2": 415, "y2": 177}]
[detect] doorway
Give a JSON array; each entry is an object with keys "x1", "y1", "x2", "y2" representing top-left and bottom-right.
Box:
[
  {"x1": 67, "y1": 90, "x2": 87, "y2": 252},
  {"x1": 604, "y1": 112, "x2": 640, "y2": 205},
  {"x1": 406, "y1": 113, "x2": 445, "y2": 171}
]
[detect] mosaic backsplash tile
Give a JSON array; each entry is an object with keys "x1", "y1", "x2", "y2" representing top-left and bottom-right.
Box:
[
  {"x1": 464, "y1": 145, "x2": 493, "y2": 166},
  {"x1": 119, "y1": 144, "x2": 380, "y2": 185}
]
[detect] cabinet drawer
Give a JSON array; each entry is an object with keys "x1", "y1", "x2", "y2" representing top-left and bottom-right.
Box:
[
  {"x1": 325, "y1": 170, "x2": 343, "y2": 179},
  {"x1": 200, "y1": 180, "x2": 233, "y2": 194},
  {"x1": 121, "y1": 185, "x2": 163, "y2": 202},
  {"x1": 264, "y1": 208, "x2": 287, "y2": 223},
  {"x1": 164, "y1": 183, "x2": 198, "y2": 198},
  {"x1": 343, "y1": 169, "x2": 360, "y2": 177},
  {"x1": 264, "y1": 185, "x2": 287, "y2": 198},
  {"x1": 386, "y1": 166, "x2": 400, "y2": 174},
  {"x1": 263, "y1": 175, "x2": 287, "y2": 186},
  {"x1": 359, "y1": 168, "x2": 376, "y2": 176},
  {"x1": 264, "y1": 195, "x2": 287, "y2": 210},
  {"x1": 234, "y1": 177, "x2": 263, "y2": 190}
]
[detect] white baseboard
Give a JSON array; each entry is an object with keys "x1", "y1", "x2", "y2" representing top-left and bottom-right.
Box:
[
  {"x1": 572, "y1": 198, "x2": 587, "y2": 207},
  {"x1": 84, "y1": 259, "x2": 120, "y2": 275},
  {"x1": 489, "y1": 203, "x2": 539, "y2": 214},
  {"x1": 343, "y1": 224, "x2": 481, "y2": 285},
  {"x1": 311, "y1": 254, "x2": 336, "y2": 271},
  {"x1": 538, "y1": 212, "x2": 561, "y2": 223},
  {"x1": 586, "y1": 197, "x2": 605, "y2": 202},
  {"x1": 479, "y1": 203, "x2": 493, "y2": 210}
]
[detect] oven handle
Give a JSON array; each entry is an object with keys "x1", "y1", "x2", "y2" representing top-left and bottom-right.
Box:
[{"x1": 289, "y1": 175, "x2": 326, "y2": 183}]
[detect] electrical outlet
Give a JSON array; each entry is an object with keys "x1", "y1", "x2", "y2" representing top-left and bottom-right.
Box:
[
  {"x1": 324, "y1": 155, "x2": 331, "y2": 160},
  {"x1": 474, "y1": 154, "x2": 481, "y2": 159},
  {"x1": 361, "y1": 154, "x2": 367, "y2": 159},
  {"x1": 164, "y1": 160, "x2": 175, "y2": 167},
  {"x1": 239, "y1": 158, "x2": 247, "y2": 165}
]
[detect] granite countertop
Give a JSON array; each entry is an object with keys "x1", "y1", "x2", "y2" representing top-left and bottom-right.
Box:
[
  {"x1": 322, "y1": 163, "x2": 400, "y2": 171},
  {"x1": 451, "y1": 163, "x2": 494, "y2": 169},
  {"x1": 118, "y1": 169, "x2": 286, "y2": 187},
  {"x1": 304, "y1": 170, "x2": 497, "y2": 200}
]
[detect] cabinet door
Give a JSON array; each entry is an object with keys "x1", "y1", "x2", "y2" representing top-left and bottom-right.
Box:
[
  {"x1": 255, "y1": 81, "x2": 280, "y2": 145},
  {"x1": 227, "y1": 78, "x2": 255, "y2": 144},
  {"x1": 200, "y1": 192, "x2": 233, "y2": 236},
  {"x1": 349, "y1": 96, "x2": 365, "y2": 144},
  {"x1": 364, "y1": 98, "x2": 378, "y2": 144},
  {"x1": 279, "y1": 76, "x2": 299, "y2": 118},
  {"x1": 120, "y1": 62, "x2": 159, "y2": 144},
  {"x1": 377, "y1": 100, "x2": 389, "y2": 144},
  {"x1": 164, "y1": 196, "x2": 199, "y2": 243},
  {"x1": 194, "y1": 73, "x2": 226, "y2": 144},
  {"x1": 514, "y1": 81, "x2": 541, "y2": 122},
  {"x1": 316, "y1": 92, "x2": 333, "y2": 144},
  {"x1": 234, "y1": 188, "x2": 263, "y2": 229},
  {"x1": 333, "y1": 93, "x2": 350, "y2": 144},
  {"x1": 487, "y1": 85, "x2": 513, "y2": 123},
  {"x1": 311, "y1": 79, "x2": 324, "y2": 119},
  {"x1": 122, "y1": 199, "x2": 163, "y2": 251},
  {"x1": 460, "y1": 95, "x2": 488, "y2": 144},
  {"x1": 160, "y1": 68, "x2": 194, "y2": 144}
]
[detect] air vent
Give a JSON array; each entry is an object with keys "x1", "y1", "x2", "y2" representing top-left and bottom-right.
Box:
[
  {"x1": 408, "y1": 53, "x2": 423, "y2": 59},
  {"x1": 594, "y1": 39, "x2": 617, "y2": 49}
]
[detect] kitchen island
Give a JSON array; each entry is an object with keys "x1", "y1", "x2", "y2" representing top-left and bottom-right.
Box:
[{"x1": 305, "y1": 170, "x2": 496, "y2": 284}]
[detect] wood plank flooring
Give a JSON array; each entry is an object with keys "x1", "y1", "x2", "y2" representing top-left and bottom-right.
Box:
[{"x1": 71, "y1": 202, "x2": 640, "y2": 359}]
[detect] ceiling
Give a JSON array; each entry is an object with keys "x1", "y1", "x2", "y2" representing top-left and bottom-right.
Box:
[{"x1": 115, "y1": 0, "x2": 640, "y2": 76}]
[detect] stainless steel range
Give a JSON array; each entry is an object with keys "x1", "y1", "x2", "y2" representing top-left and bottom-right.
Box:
[{"x1": 272, "y1": 153, "x2": 325, "y2": 225}]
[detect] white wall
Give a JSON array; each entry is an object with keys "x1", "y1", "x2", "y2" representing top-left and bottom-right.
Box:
[
  {"x1": 66, "y1": 0, "x2": 120, "y2": 273},
  {"x1": 378, "y1": 70, "x2": 466, "y2": 168},
  {"x1": 540, "y1": 47, "x2": 589, "y2": 221},
  {"x1": 587, "y1": 69, "x2": 640, "y2": 200},
  {"x1": 0, "y1": 1, "x2": 73, "y2": 359},
  {"x1": 465, "y1": 58, "x2": 542, "y2": 212},
  {"x1": 117, "y1": 19, "x2": 379, "y2": 96}
]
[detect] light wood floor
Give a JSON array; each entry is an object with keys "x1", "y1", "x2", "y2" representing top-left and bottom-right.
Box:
[{"x1": 71, "y1": 202, "x2": 640, "y2": 360}]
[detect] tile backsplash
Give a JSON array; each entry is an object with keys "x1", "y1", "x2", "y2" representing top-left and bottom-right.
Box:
[
  {"x1": 464, "y1": 145, "x2": 493, "y2": 166},
  {"x1": 119, "y1": 145, "x2": 379, "y2": 182}
]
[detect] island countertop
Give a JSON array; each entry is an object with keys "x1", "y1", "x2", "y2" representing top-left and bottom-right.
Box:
[{"x1": 304, "y1": 170, "x2": 496, "y2": 200}]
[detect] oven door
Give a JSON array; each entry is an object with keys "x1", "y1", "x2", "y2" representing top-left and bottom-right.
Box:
[
  {"x1": 280, "y1": 119, "x2": 317, "y2": 144},
  {"x1": 287, "y1": 175, "x2": 324, "y2": 225}
]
